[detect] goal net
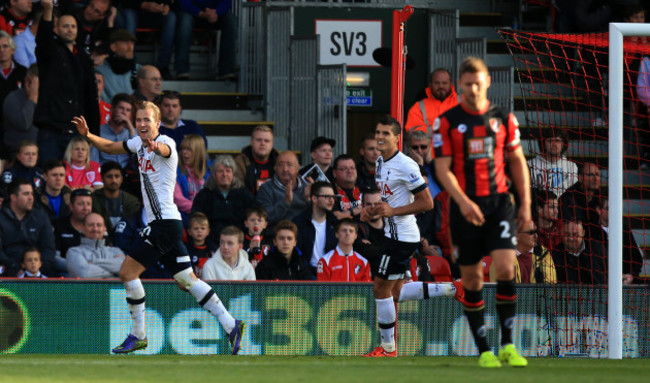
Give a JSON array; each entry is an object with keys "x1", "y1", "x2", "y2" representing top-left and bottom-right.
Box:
[{"x1": 498, "y1": 28, "x2": 650, "y2": 357}]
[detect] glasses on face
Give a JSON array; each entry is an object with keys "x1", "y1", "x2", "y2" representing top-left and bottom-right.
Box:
[
  {"x1": 519, "y1": 230, "x2": 538, "y2": 235},
  {"x1": 411, "y1": 145, "x2": 429, "y2": 150},
  {"x1": 316, "y1": 195, "x2": 337, "y2": 200}
]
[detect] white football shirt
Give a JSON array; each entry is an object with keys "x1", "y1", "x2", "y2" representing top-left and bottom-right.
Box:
[
  {"x1": 375, "y1": 151, "x2": 427, "y2": 243},
  {"x1": 124, "y1": 134, "x2": 181, "y2": 223}
]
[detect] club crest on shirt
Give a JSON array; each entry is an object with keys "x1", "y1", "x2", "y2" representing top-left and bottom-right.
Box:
[
  {"x1": 86, "y1": 171, "x2": 95, "y2": 183},
  {"x1": 433, "y1": 133, "x2": 443, "y2": 148},
  {"x1": 355, "y1": 264, "x2": 361, "y2": 274},
  {"x1": 489, "y1": 118, "x2": 502, "y2": 133},
  {"x1": 458, "y1": 124, "x2": 467, "y2": 133}
]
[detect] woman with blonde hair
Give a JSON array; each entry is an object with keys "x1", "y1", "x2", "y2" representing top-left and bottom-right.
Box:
[
  {"x1": 175, "y1": 134, "x2": 210, "y2": 226},
  {"x1": 64, "y1": 136, "x2": 103, "y2": 190}
]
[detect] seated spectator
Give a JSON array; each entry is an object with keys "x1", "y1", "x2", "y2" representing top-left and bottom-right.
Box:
[
  {"x1": 299, "y1": 136, "x2": 335, "y2": 183},
  {"x1": 191, "y1": 155, "x2": 257, "y2": 242},
  {"x1": 175, "y1": 134, "x2": 209, "y2": 226},
  {"x1": 64, "y1": 136, "x2": 103, "y2": 191},
  {"x1": 331, "y1": 154, "x2": 362, "y2": 221},
  {"x1": 528, "y1": 129, "x2": 578, "y2": 198},
  {"x1": 54, "y1": 188, "x2": 93, "y2": 268},
  {"x1": 257, "y1": 151, "x2": 308, "y2": 227},
  {"x1": 177, "y1": 0, "x2": 236, "y2": 80},
  {"x1": 202, "y1": 226, "x2": 256, "y2": 281},
  {"x1": 67, "y1": 212, "x2": 125, "y2": 278},
  {"x1": 74, "y1": 0, "x2": 116, "y2": 62},
  {"x1": 353, "y1": 187, "x2": 384, "y2": 276},
  {"x1": 1, "y1": 139, "x2": 43, "y2": 198},
  {"x1": 589, "y1": 195, "x2": 643, "y2": 284},
  {"x1": 0, "y1": 179, "x2": 55, "y2": 276},
  {"x1": 13, "y1": 7, "x2": 40, "y2": 68},
  {"x1": 534, "y1": 189, "x2": 562, "y2": 251},
  {"x1": 405, "y1": 68, "x2": 458, "y2": 135},
  {"x1": 158, "y1": 90, "x2": 207, "y2": 149},
  {"x1": 3, "y1": 63, "x2": 38, "y2": 154},
  {"x1": 34, "y1": 159, "x2": 71, "y2": 224},
  {"x1": 91, "y1": 161, "x2": 141, "y2": 233},
  {"x1": 407, "y1": 130, "x2": 441, "y2": 201},
  {"x1": 293, "y1": 181, "x2": 337, "y2": 276},
  {"x1": 185, "y1": 212, "x2": 217, "y2": 278},
  {"x1": 355, "y1": 135, "x2": 380, "y2": 191},
  {"x1": 234, "y1": 125, "x2": 278, "y2": 196},
  {"x1": 90, "y1": 93, "x2": 136, "y2": 167},
  {"x1": 552, "y1": 220, "x2": 606, "y2": 284},
  {"x1": 0, "y1": 30, "x2": 27, "y2": 159},
  {"x1": 95, "y1": 71, "x2": 112, "y2": 127},
  {"x1": 95, "y1": 29, "x2": 139, "y2": 103},
  {"x1": 317, "y1": 218, "x2": 371, "y2": 282},
  {"x1": 0, "y1": 0, "x2": 33, "y2": 36},
  {"x1": 255, "y1": 220, "x2": 311, "y2": 281},
  {"x1": 243, "y1": 206, "x2": 271, "y2": 269},
  {"x1": 133, "y1": 65, "x2": 162, "y2": 102},
  {"x1": 17, "y1": 247, "x2": 47, "y2": 278},
  {"x1": 490, "y1": 220, "x2": 556, "y2": 283},
  {"x1": 559, "y1": 162, "x2": 601, "y2": 230}
]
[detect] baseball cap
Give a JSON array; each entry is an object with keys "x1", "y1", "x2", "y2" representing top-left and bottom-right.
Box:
[
  {"x1": 310, "y1": 136, "x2": 336, "y2": 152},
  {"x1": 110, "y1": 29, "x2": 137, "y2": 44}
]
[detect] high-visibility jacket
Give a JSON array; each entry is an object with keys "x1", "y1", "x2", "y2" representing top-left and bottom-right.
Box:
[{"x1": 405, "y1": 86, "x2": 459, "y2": 135}]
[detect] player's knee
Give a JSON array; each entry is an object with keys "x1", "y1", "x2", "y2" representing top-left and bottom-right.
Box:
[{"x1": 173, "y1": 268, "x2": 196, "y2": 291}]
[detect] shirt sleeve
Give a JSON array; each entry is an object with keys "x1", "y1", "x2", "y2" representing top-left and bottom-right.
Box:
[
  {"x1": 401, "y1": 157, "x2": 427, "y2": 192},
  {"x1": 124, "y1": 136, "x2": 141, "y2": 154},
  {"x1": 505, "y1": 113, "x2": 521, "y2": 151}
]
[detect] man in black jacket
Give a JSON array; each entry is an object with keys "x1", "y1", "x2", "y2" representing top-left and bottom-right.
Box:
[
  {"x1": 255, "y1": 220, "x2": 311, "y2": 281},
  {"x1": 35, "y1": 0, "x2": 99, "y2": 164}
]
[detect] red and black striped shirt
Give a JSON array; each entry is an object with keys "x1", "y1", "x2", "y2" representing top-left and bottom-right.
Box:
[{"x1": 433, "y1": 102, "x2": 520, "y2": 197}]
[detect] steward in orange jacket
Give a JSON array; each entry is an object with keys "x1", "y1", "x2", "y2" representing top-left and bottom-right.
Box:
[{"x1": 405, "y1": 69, "x2": 459, "y2": 135}]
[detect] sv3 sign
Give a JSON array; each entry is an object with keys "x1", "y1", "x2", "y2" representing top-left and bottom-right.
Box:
[{"x1": 315, "y1": 20, "x2": 382, "y2": 66}]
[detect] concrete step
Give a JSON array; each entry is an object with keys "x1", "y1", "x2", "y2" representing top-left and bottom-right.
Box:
[
  {"x1": 485, "y1": 53, "x2": 515, "y2": 67},
  {"x1": 181, "y1": 93, "x2": 263, "y2": 110},
  {"x1": 199, "y1": 121, "x2": 275, "y2": 137},
  {"x1": 166, "y1": 81, "x2": 236, "y2": 93},
  {"x1": 459, "y1": 26, "x2": 501, "y2": 39},
  {"x1": 207, "y1": 136, "x2": 289, "y2": 152},
  {"x1": 514, "y1": 110, "x2": 597, "y2": 127},
  {"x1": 182, "y1": 109, "x2": 265, "y2": 121}
]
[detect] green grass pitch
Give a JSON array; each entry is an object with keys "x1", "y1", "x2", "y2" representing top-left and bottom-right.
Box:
[{"x1": 0, "y1": 355, "x2": 648, "y2": 383}]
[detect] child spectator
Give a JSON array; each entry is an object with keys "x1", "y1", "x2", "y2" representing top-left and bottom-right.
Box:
[
  {"x1": 255, "y1": 220, "x2": 311, "y2": 281},
  {"x1": 317, "y1": 219, "x2": 371, "y2": 282},
  {"x1": 64, "y1": 136, "x2": 103, "y2": 191},
  {"x1": 175, "y1": 134, "x2": 209, "y2": 227},
  {"x1": 243, "y1": 206, "x2": 271, "y2": 268},
  {"x1": 18, "y1": 247, "x2": 47, "y2": 278},
  {"x1": 1, "y1": 139, "x2": 43, "y2": 199},
  {"x1": 202, "y1": 226, "x2": 256, "y2": 281},
  {"x1": 185, "y1": 212, "x2": 217, "y2": 278}
]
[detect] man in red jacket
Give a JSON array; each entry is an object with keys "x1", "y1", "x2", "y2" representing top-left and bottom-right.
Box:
[
  {"x1": 317, "y1": 219, "x2": 371, "y2": 282},
  {"x1": 405, "y1": 68, "x2": 458, "y2": 136}
]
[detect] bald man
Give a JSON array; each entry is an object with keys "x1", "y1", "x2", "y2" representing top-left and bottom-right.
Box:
[{"x1": 256, "y1": 151, "x2": 309, "y2": 227}]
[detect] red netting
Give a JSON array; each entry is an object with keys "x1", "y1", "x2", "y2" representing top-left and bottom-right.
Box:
[{"x1": 498, "y1": 29, "x2": 650, "y2": 357}]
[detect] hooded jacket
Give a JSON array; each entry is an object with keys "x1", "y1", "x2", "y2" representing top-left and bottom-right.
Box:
[{"x1": 202, "y1": 249, "x2": 256, "y2": 281}]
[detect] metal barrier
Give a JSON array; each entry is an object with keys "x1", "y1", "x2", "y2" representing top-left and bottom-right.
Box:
[
  {"x1": 318, "y1": 64, "x2": 348, "y2": 158},
  {"x1": 428, "y1": 9, "x2": 459, "y2": 76},
  {"x1": 289, "y1": 36, "x2": 319, "y2": 155},
  {"x1": 488, "y1": 66, "x2": 515, "y2": 113}
]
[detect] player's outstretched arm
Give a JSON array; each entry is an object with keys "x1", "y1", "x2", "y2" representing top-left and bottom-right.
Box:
[
  {"x1": 72, "y1": 116, "x2": 127, "y2": 155},
  {"x1": 434, "y1": 156, "x2": 485, "y2": 226},
  {"x1": 144, "y1": 137, "x2": 171, "y2": 158},
  {"x1": 507, "y1": 146, "x2": 532, "y2": 229}
]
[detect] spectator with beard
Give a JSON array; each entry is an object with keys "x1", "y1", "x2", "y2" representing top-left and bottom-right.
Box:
[
  {"x1": 91, "y1": 161, "x2": 141, "y2": 235},
  {"x1": 528, "y1": 129, "x2": 578, "y2": 198},
  {"x1": 331, "y1": 154, "x2": 362, "y2": 221},
  {"x1": 234, "y1": 125, "x2": 278, "y2": 196},
  {"x1": 405, "y1": 68, "x2": 458, "y2": 135},
  {"x1": 96, "y1": 28, "x2": 140, "y2": 103}
]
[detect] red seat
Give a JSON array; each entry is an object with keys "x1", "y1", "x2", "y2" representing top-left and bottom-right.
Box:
[{"x1": 426, "y1": 255, "x2": 453, "y2": 282}]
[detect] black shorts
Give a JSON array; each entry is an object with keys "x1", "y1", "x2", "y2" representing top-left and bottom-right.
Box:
[
  {"x1": 375, "y1": 237, "x2": 419, "y2": 280},
  {"x1": 450, "y1": 193, "x2": 517, "y2": 266},
  {"x1": 130, "y1": 219, "x2": 192, "y2": 275}
]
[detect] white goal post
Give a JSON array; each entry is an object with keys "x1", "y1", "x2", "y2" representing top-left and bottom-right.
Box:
[{"x1": 608, "y1": 22, "x2": 650, "y2": 360}]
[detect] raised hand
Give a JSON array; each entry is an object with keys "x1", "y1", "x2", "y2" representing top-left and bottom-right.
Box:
[{"x1": 72, "y1": 116, "x2": 90, "y2": 137}]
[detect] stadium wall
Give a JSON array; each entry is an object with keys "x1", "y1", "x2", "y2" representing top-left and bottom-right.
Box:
[{"x1": 0, "y1": 281, "x2": 647, "y2": 357}]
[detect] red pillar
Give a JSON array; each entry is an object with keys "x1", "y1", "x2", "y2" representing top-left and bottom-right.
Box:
[{"x1": 390, "y1": 5, "x2": 414, "y2": 151}]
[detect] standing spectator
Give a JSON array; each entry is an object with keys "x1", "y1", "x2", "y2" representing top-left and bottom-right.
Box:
[
  {"x1": 299, "y1": 136, "x2": 335, "y2": 184},
  {"x1": 95, "y1": 71, "x2": 112, "y2": 127},
  {"x1": 331, "y1": 154, "x2": 362, "y2": 221},
  {"x1": 202, "y1": 226, "x2": 256, "y2": 281},
  {"x1": 234, "y1": 125, "x2": 278, "y2": 196},
  {"x1": 191, "y1": 155, "x2": 257, "y2": 242},
  {"x1": 293, "y1": 181, "x2": 338, "y2": 277},
  {"x1": 95, "y1": 28, "x2": 139, "y2": 103},
  {"x1": 133, "y1": 65, "x2": 162, "y2": 102},
  {"x1": 177, "y1": 0, "x2": 236, "y2": 80},
  {"x1": 534, "y1": 189, "x2": 562, "y2": 251},
  {"x1": 185, "y1": 212, "x2": 216, "y2": 278},
  {"x1": 74, "y1": 0, "x2": 116, "y2": 59},
  {"x1": 175, "y1": 134, "x2": 209, "y2": 226},
  {"x1": 54, "y1": 188, "x2": 94, "y2": 268},
  {"x1": 0, "y1": 140, "x2": 43, "y2": 199},
  {"x1": 257, "y1": 151, "x2": 308, "y2": 227},
  {"x1": 0, "y1": 0, "x2": 33, "y2": 36},
  {"x1": 34, "y1": 159, "x2": 71, "y2": 224},
  {"x1": 90, "y1": 93, "x2": 136, "y2": 167},
  {"x1": 559, "y1": 162, "x2": 601, "y2": 228},
  {"x1": 405, "y1": 68, "x2": 458, "y2": 135},
  {"x1": 158, "y1": 90, "x2": 206, "y2": 149},
  {"x1": 552, "y1": 220, "x2": 606, "y2": 284},
  {"x1": 66, "y1": 212, "x2": 125, "y2": 278},
  {"x1": 0, "y1": 179, "x2": 55, "y2": 276},
  {"x1": 0, "y1": 30, "x2": 27, "y2": 159},
  {"x1": 63, "y1": 136, "x2": 103, "y2": 191},
  {"x1": 17, "y1": 247, "x2": 47, "y2": 278},
  {"x1": 355, "y1": 135, "x2": 380, "y2": 191},
  {"x1": 353, "y1": 187, "x2": 384, "y2": 276},
  {"x1": 92, "y1": 161, "x2": 141, "y2": 233},
  {"x1": 12, "y1": 6, "x2": 40, "y2": 68},
  {"x1": 35, "y1": 0, "x2": 99, "y2": 164},
  {"x1": 255, "y1": 220, "x2": 311, "y2": 281},
  {"x1": 317, "y1": 218, "x2": 371, "y2": 282},
  {"x1": 3, "y1": 63, "x2": 38, "y2": 154},
  {"x1": 528, "y1": 129, "x2": 578, "y2": 198}
]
